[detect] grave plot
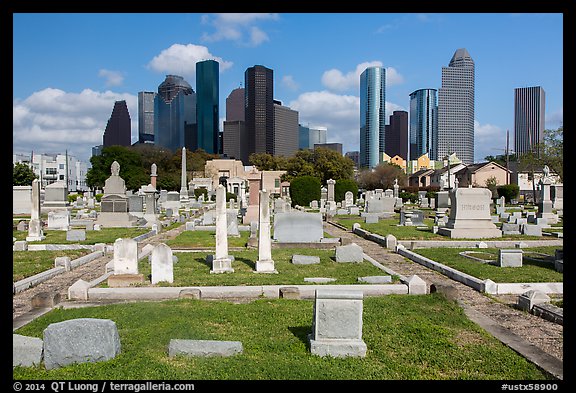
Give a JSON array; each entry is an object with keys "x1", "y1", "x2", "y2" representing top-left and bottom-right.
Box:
[{"x1": 12, "y1": 294, "x2": 549, "y2": 380}]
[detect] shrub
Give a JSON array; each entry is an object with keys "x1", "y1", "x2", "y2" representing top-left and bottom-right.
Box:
[
  {"x1": 399, "y1": 191, "x2": 418, "y2": 203},
  {"x1": 68, "y1": 194, "x2": 79, "y2": 203},
  {"x1": 194, "y1": 188, "x2": 208, "y2": 200},
  {"x1": 95, "y1": 193, "x2": 104, "y2": 203},
  {"x1": 334, "y1": 178, "x2": 358, "y2": 204},
  {"x1": 497, "y1": 184, "x2": 520, "y2": 202},
  {"x1": 289, "y1": 176, "x2": 321, "y2": 207}
]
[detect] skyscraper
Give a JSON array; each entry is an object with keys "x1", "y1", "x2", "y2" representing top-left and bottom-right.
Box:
[
  {"x1": 245, "y1": 65, "x2": 274, "y2": 160},
  {"x1": 103, "y1": 100, "x2": 131, "y2": 147},
  {"x1": 409, "y1": 89, "x2": 437, "y2": 160},
  {"x1": 273, "y1": 100, "x2": 299, "y2": 157},
  {"x1": 299, "y1": 125, "x2": 327, "y2": 150},
  {"x1": 359, "y1": 66, "x2": 386, "y2": 168},
  {"x1": 385, "y1": 110, "x2": 409, "y2": 160},
  {"x1": 437, "y1": 48, "x2": 475, "y2": 164},
  {"x1": 196, "y1": 60, "x2": 220, "y2": 154},
  {"x1": 223, "y1": 87, "x2": 246, "y2": 162},
  {"x1": 514, "y1": 86, "x2": 545, "y2": 157},
  {"x1": 138, "y1": 91, "x2": 156, "y2": 144},
  {"x1": 154, "y1": 75, "x2": 197, "y2": 152}
]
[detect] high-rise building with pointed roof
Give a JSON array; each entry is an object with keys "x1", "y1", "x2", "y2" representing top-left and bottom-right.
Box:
[
  {"x1": 437, "y1": 48, "x2": 475, "y2": 164},
  {"x1": 154, "y1": 75, "x2": 197, "y2": 152},
  {"x1": 103, "y1": 100, "x2": 131, "y2": 147}
]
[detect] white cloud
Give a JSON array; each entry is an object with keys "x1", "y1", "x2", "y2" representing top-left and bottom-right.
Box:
[
  {"x1": 546, "y1": 107, "x2": 563, "y2": 129},
  {"x1": 201, "y1": 13, "x2": 279, "y2": 47},
  {"x1": 289, "y1": 90, "x2": 405, "y2": 154},
  {"x1": 474, "y1": 120, "x2": 507, "y2": 161},
  {"x1": 98, "y1": 69, "x2": 124, "y2": 87},
  {"x1": 13, "y1": 88, "x2": 138, "y2": 163},
  {"x1": 147, "y1": 44, "x2": 233, "y2": 77},
  {"x1": 321, "y1": 62, "x2": 404, "y2": 92},
  {"x1": 281, "y1": 75, "x2": 299, "y2": 91}
]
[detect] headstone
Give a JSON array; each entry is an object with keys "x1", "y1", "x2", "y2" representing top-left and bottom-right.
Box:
[
  {"x1": 26, "y1": 179, "x2": 45, "y2": 242},
  {"x1": 357, "y1": 276, "x2": 392, "y2": 284},
  {"x1": 103, "y1": 161, "x2": 126, "y2": 195},
  {"x1": 498, "y1": 249, "x2": 523, "y2": 267},
  {"x1": 128, "y1": 195, "x2": 144, "y2": 213},
  {"x1": 112, "y1": 238, "x2": 139, "y2": 275},
  {"x1": 310, "y1": 200, "x2": 319, "y2": 209},
  {"x1": 385, "y1": 234, "x2": 397, "y2": 249},
  {"x1": 501, "y1": 223, "x2": 521, "y2": 235},
  {"x1": 308, "y1": 289, "x2": 367, "y2": 358},
  {"x1": 522, "y1": 224, "x2": 542, "y2": 237},
  {"x1": 364, "y1": 214, "x2": 379, "y2": 224},
  {"x1": 438, "y1": 188, "x2": 502, "y2": 239},
  {"x1": 13, "y1": 334, "x2": 43, "y2": 368},
  {"x1": 43, "y1": 318, "x2": 121, "y2": 370},
  {"x1": 292, "y1": 255, "x2": 321, "y2": 265},
  {"x1": 66, "y1": 229, "x2": 86, "y2": 241},
  {"x1": 364, "y1": 197, "x2": 395, "y2": 215},
  {"x1": 43, "y1": 181, "x2": 68, "y2": 208},
  {"x1": 168, "y1": 340, "x2": 243, "y2": 358},
  {"x1": 16, "y1": 220, "x2": 28, "y2": 231},
  {"x1": 326, "y1": 179, "x2": 336, "y2": 202},
  {"x1": 344, "y1": 191, "x2": 354, "y2": 207},
  {"x1": 13, "y1": 241, "x2": 28, "y2": 251},
  {"x1": 151, "y1": 243, "x2": 174, "y2": 284},
  {"x1": 211, "y1": 185, "x2": 234, "y2": 274},
  {"x1": 13, "y1": 185, "x2": 32, "y2": 215},
  {"x1": 435, "y1": 191, "x2": 451, "y2": 208},
  {"x1": 335, "y1": 243, "x2": 363, "y2": 263},
  {"x1": 551, "y1": 184, "x2": 563, "y2": 210},
  {"x1": 255, "y1": 189, "x2": 276, "y2": 273},
  {"x1": 273, "y1": 212, "x2": 323, "y2": 243}
]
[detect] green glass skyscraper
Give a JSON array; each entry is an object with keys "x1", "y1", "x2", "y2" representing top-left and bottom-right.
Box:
[{"x1": 196, "y1": 59, "x2": 220, "y2": 154}]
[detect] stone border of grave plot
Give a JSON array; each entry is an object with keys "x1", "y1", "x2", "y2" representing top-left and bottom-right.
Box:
[
  {"x1": 12, "y1": 230, "x2": 155, "y2": 294},
  {"x1": 395, "y1": 245, "x2": 563, "y2": 296},
  {"x1": 13, "y1": 249, "x2": 106, "y2": 294}
]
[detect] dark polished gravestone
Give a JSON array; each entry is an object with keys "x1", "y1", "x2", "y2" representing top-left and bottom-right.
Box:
[{"x1": 100, "y1": 195, "x2": 128, "y2": 213}]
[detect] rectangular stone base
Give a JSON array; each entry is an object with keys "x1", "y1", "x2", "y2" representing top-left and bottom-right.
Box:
[
  {"x1": 309, "y1": 337, "x2": 367, "y2": 358},
  {"x1": 108, "y1": 274, "x2": 145, "y2": 288},
  {"x1": 255, "y1": 260, "x2": 277, "y2": 273},
  {"x1": 437, "y1": 227, "x2": 502, "y2": 239},
  {"x1": 211, "y1": 258, "x2": 234, "y2": 274}
]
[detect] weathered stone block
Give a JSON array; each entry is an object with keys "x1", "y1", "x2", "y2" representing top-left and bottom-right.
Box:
[
  {"x1": 168, "y1": 339, "x2": 243, "y2": 357},
  {"x1": 335, "y1": 243, "x2": 363, "y2": 263},
  {"x1": 43, "y1": 318, "x2": 121, "y2": 370},
  {"x1": 291, "y1": 255, "x2": 321, "y2": 265},
  {"x1": 13, "y1": 334, "x2": 43, "y2": 368}
]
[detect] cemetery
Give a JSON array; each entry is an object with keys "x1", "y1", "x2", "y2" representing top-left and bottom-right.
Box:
[{"x1": 12, "y1": 165, "x2": 563, "y2": 380}]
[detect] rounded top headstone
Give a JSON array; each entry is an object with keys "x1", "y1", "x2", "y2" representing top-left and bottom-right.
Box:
[{"x1": 111, "y1": 161, "x2": 120, "y2": 176}]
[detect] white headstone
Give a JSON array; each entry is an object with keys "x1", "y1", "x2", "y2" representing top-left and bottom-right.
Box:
[
  {"x1": 113, "y1": 238, "x2": 139, "y2": 275},
  {"x1": 256, "y1": 189, "x2": 276, "y2": 273},
  {"x1": 151, "y1": 243, "x2": 174, "y2": 284}
]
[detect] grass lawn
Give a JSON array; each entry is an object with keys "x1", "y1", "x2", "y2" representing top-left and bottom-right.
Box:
[
  {"x1": 12, "y1": 293, "x2": 551, "y2": 380},
  {"x1": 12, "y1": 228, "x2": 150, "y2": 245},
  {"x1": 332, "y1": 215, "x2": 557, "y2": 241},
  {"x1": 413, "y1": 246, "x2": 563, "y2": 283},
  {"x1": 165, "y1": 230, "x2": 250, "y2": 248},
  {"x1": 136, "y1": 248, "x2": 395, "y2": 286},
  {"x1": 13, "y1": 249, "x2": 93, "y2": 281}
]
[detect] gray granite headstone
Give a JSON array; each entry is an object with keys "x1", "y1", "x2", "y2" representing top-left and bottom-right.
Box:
[
  {"x1": 273, "y1": 212, "x2": 323, "y2": 242},
  {"x1": 43, "y1": 318, "x2": 121, "y2": 370},
  {"x1": 66, "y1": 229, "x2": 86, "y2": 241},
  {"x1": 13, "y1": 334, "x2": 43, "y2": 368},
  {"x1": 335, "y1": 243, "x2": 363, "y2": 263}
]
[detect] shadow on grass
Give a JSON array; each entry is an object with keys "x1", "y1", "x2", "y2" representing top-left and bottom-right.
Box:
[
  {"x1": 235, "y1": 257, "x2": 256, "y2": 270},
  {"x1": 288, "y1": 325, "x2": 312, "y2": 348}
]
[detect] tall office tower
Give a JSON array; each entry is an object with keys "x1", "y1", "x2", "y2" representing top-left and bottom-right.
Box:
[
  {"x1": 103, "y1": 100, "x2": 131, "y2": 147},
  {"x1": 154, "y1": 75, "x2": 197, "y2": 152},
  {"x1": 138, "y1": 91, "x2": 156, "y2": 144},
  {"x1": 299, "y1": 125, "x2": 327, "y2": 150},
  {"x1": 345, "y1": 151, "x2": 360, "y2": 168},
  {"x1": 359, "y1": 66, "x2": 386, "y2": 168},
  {"x1": 514, "y1": 86, "x2": 545, "y2": 157},
  {"x1": 409, "y1": 89, "x2": 437, "y2": 161},
  {"x1": 385, "y1": 110, "x2": 409, "y2": 159},
  {"x1": 223, "y1": 87, "x2": 246, "y2": 162},
  {"x1": 245, "y1": 65, "x2": 274, "y2": 161},
  {"x1": 437, "y1": 48, "x2": 475, "y2": 164},
  {"x1": 273, "y1": 100, "x2": 299, "y2": 157},
  {"x1": 196, "y1": 60, "x2": 220, "y2": 154},
  {"x1": 226, "y1": 87, "x2": 245, "y2": 122}
]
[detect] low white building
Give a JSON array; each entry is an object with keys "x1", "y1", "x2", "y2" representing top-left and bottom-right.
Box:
[{"x1": 13, "y1": 152, "x2": 90, "y2": 192}]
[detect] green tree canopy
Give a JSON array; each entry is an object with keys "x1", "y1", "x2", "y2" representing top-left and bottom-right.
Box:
[
  {"x1": 282, "y1": 148, "x2": 355, "y2": 183},
  {"x1": 13, "y1": 162, "x2": 37, "y2": 186},
  {"x1": 289, "y1": 175, "x2": 321, "y2": 207}
]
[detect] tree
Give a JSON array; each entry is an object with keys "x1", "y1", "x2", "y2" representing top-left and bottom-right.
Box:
[
  {"x1": 497, "y1": 184, "x2": 519, "y2": 203},
  {"x1": 357, "y1": 162, "x2": 407, "y2": 190},
  {"x1": 334, "y1": 178, "x2": 358, "y2": 203},
  {"x1": 282, "y1": 148, "x2": 355, "y2": 183},
  {"x1": 13, "y1": 162, "x2": 37, "y2": 186},
  {"x1": 484, "y1": 176, "x2": 499, "y2": 198},
  {"x1": 249, "y1": 153, "x2": 286, "y2": 171},
  {"x1": 86, "y1": 146, "x2": 144, "y2": 191}
]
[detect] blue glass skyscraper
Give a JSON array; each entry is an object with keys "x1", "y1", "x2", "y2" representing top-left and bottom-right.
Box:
[
  {"x1": 360, "y1": 66, "x2": 385, "y2": 168},
  {"x1": 409, "y1": 89, "x2": 437, "y2": 160},
  {"x1": 154, "y1": 75, "x2": 197, "y2": 152},
  {"x1": 196, "y1": 60, "x2": 220, "y2": 154}
]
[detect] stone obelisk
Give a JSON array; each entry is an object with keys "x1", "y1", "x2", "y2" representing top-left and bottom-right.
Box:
[{"x1": 180, "y1": 147, "x2": 189, "y2": 202}]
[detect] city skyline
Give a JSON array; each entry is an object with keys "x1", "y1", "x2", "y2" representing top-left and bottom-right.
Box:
[{"x1": 13, "y1": 13, "x2": 563, "y2": 164}]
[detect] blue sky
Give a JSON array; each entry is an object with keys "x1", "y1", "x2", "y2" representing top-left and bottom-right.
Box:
[{"x1": 13, "y1": 13, "x2": 563, "y2": 164}]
